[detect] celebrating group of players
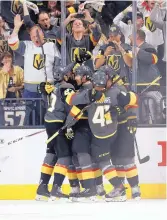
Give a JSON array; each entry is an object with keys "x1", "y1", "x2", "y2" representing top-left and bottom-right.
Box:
[{"x1": 36, "y1": 60, "x2": 140, "y2": 202}]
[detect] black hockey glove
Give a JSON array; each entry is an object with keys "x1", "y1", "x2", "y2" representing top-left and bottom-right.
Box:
[
  {"x1": 117, "y1": 91, "x2": 130, "y2": 107},
  {"x1": 74, "y1": 48, "x2": 92, "y2": 64},
  {"x1": 38, "y1": 82, "x2": 52, "y2": 95},
  {"x1": 88, "y1": 89, "x2": 105, "y2": 103},
  {"x1": 127, "y1": 118, "x2": 137, "y2": 134},
  {"x1": 38, "y1": 82, "x2": 47, "y2": 95}
]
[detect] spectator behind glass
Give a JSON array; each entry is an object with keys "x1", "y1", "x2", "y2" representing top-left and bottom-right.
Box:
[
  {"x1": 0, "y1": 16, "x2": 12, "y2": 62},
  {"x1": 0, "y1": 16, "x2": 11, "y2": 40},
  {"x1": 57, "y1": 10, "x2": 101, "y2": 69},
  {"x1": 113, "y1": 5, "x2": 144, "y2": 44},
  {"x1": 0, "y1": 52, "x2": 24, "y2": 99},
  {"x1": 129, "y1": 30, "x2": 162, "y2": 124},
  {"x1": 150, "y1": 0, "x2": 166, "y2": 95},
  {"x1": 23, "y1": 2, "x2": 59, "y2": 45},
  {"x1": 8, "y1": 15, "x2": 60, "y2": 99},
  {"x1": 95, "y1": 25, "x2": 132, "y2": 83},
  {"x1": 47, "y1": 1, "x2": 61, "y2": 26},
  {"x1": 137, "y1": 0, "x2": 164, "y2": 50}
]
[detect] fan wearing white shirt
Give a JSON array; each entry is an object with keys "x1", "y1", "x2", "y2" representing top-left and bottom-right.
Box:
[{"x1": 8, "y1": 14, "x2": 60, "y2": 99}]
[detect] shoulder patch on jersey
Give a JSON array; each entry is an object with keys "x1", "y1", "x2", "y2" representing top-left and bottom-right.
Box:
[{"x1": 64, "y1": 88, "x2": 75, "y2": 96}]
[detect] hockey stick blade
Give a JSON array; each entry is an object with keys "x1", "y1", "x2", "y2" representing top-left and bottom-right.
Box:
[
  {"x1": 139, "y1": 155, "x2": 150, "y2": 164},
  {"x1": 135, "y1": 137, "x2": 150, "y2": 164}
]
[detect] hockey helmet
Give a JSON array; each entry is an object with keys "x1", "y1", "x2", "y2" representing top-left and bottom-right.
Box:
[
  {"x1": 53, "y1": 66, "x2": 66, "y2": 82},
  {"x1": 92, "y1": 70, "x2": 108, "y2": 87},
  {"x1": 99, "y1": 65, "x2": 117, "y2": 79},
  {"x1": 75, "y1": 65, "x2": 93, "y2": 80}
]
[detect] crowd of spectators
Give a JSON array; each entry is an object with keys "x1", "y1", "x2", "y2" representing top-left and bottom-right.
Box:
[{"x1": 0, "y1": 0, "x2": 166, "y2": 126}]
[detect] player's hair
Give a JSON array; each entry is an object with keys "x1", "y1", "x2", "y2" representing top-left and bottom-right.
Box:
[{"x1": 137, "y1": 29, "x2": 146, "y2": 41}]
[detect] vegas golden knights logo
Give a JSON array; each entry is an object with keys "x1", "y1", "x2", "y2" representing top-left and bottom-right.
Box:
[
  {"x1": 145, "y1": 17, "x2": 156, "y2": 32},
  {"x1": 11, "y1": 0, "x2": 23, "y2": 15},
  {"x1": 0, "y1": 40, "x2": 9, "y2": 55},
  {"x1": 71, "y1": 47, "x2": 86, "y2": 62},
  {"x1": 107, "y1": 55, "x2": 121, "y2": 72},
  {"x1": 33, "y1": 54, "x2": 45, "y2": 70}
]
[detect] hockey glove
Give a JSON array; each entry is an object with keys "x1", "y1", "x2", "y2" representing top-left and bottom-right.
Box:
[
  {"x1": 89, "y1": 89, "x2": 105, "y2": 103},
  {"x1": 45, "y1": 84, "x2": 55, "y2": 94},
  {"x1": 117, "y1": 91, "x2": 130, "y2": 107},
  {"x1": 74, "y1": 48, "x2": 92, "y2": 64},
  {"x1": 127, "y1": 118, "x2": 137, "y2": 134},
  {"x1": 65, "y1": 128, "x2": 74, "y2": 140},
  {"x1": 38, "y1": 82, "x2": 47, "y2": 95}
]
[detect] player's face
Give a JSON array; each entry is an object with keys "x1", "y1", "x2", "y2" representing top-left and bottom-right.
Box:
[
  {"x1": 75, "y1": 75, "x2": 82, "y2": 85},
  {"x1": 38, "y1": 13, "x2": 51, "y2": 29},
  {"x1": 30, "y1": 27, "x2": 44, "y2": 47},
  {"x1": 72, "y1": 19, "x2": 85, "y2": 34}
]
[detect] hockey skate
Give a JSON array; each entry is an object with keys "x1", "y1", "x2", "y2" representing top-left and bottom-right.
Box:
[
  {"x1": 49, "y1": 184, "x2": 69, "y2": 202},
  {"x1": 132, "y1": 185, "x2": 141, "y2": 201},
  {"x1": 96, "y1": 184, "x2": 106, "y2": 197},
  {"x1": 105, "y1": 184, "x2": 127, "y2": 202},
  {"x1": 35, "y1": 184, "x2": 50, "y2": 201},
  {"x1": 69, "y1": 186, "x2": 80, "y2": 202},
  {"x1": 77, "y1": 188, "x2": 97, "y2": 202}
]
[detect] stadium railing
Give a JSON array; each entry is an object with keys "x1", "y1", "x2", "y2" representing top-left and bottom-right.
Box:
[{"x1": 0, "y1": 96, "x2": 166, "y2": 129}]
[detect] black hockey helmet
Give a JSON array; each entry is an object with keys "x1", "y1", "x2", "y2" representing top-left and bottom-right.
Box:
[
  {"x1": 75, "y1": 65, "x2": 93, "y2": 80},
  {"x1": 92, "y1": 70, "x2": 108, "y2": 88},
  {"x1": 53, "y1": 66, "x2": 66, "y2": 82},
  {"x1": 99, "y1": 65, "x2": 117, "y2": 79}
]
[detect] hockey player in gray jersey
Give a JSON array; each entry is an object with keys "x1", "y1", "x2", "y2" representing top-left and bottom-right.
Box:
[
  {"x1": 66, "y1": 65, "x2": 105, "y2": 200},
  {"x1": 100, "y1": 65, "x2": 140, "y2": 200},
  {"x1": 66, "y1": 70, "x2": 138, "y2": 201},
  {"x1": 36, "y1": 65, "x2": 77, "y2": 201}
]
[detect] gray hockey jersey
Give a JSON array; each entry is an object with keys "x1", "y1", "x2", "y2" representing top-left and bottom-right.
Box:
[
  {"x1": 69, "y1": 86, "x2": 121, "y2": 139},
  {"x1": 45, "y1": 82, "x2": 74, "y2": 122}
]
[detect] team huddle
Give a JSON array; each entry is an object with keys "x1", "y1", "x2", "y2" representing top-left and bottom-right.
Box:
[{"x1": 36, "y1": 62, "x2": 140, "y2": 202}]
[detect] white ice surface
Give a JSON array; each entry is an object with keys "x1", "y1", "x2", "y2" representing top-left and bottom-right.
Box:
[{"x1": 0, "y1": 200, "x2": 166, "y2": 220}]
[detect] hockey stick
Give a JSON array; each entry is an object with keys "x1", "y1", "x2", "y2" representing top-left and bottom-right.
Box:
[
  {"x1": 139, "y1": 76, "x2": 162, "y2": 95},
  {"x1": 134, "y1": 137, "x2": 150, "y2": 164},
  {"x1": 126, "y1": 72, "x2": 150, "y2": 164},
  {"x1": 0, "y1": 129, "x2": 45, "y2": 148},
  {"x1": 46, "y1": 104, "x2": 92, "y2": 144},
  {"x1": 132, "y1": 76, "x2": 162, "y2": 162}
]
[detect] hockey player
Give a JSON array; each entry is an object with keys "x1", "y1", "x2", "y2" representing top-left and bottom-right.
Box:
[
  {"x1": 100, "y1": 65, "x2": 140, "y2": 200},
  {"x1": 36, "y1": 65, "x2": 78, "y2": 201},
  {"x1": 66, "y1": 70, "x2": 138, "y2": 201},
  {"x1": 66, "y1": 65, "x2": 105, "y2": 200}
]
